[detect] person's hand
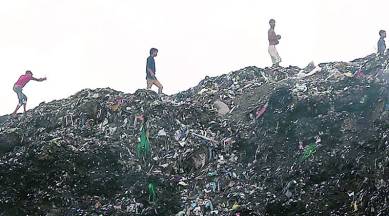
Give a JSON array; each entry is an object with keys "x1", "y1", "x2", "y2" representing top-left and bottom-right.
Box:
[
  {"x1": 277, "y1": 35, "x2": 281, "y2": 40},
  {"x1": 41, "y1": 77, "x2": 47, "y2": 81}
]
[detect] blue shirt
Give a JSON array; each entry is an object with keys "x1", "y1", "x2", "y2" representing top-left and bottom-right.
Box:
[
  {"x1": 378, "y1": 38, "x2": 386, "y2": 55},
  {"x1": 146, "y1": 56, "x2": 156, "y2": 80}
]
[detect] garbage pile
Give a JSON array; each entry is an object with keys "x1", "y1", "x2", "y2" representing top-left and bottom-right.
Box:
[{"x1": 1, "y1": 53, "x2": 389, "y2": 215}]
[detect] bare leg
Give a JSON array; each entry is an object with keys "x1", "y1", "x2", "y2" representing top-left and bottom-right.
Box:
[
  {"x1": 154, "y1": 80, "x2": 163, "y2": 94},
  {"x1": 146, "y1": 80, "x2": 152, "y2": 89},
  {"x1": 23, "y1": 103, "x2": 27, "y2": 112},
  {"x1": 12, "y1": 104, "x2": 22, "y2": 116}
]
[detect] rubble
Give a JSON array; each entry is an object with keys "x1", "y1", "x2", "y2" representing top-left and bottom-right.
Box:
[
  {"x1": 1, "y1": 53, "x2": 389, "y2": 215},
  {"x1": 213, "y1": 100, "x2": 230, "y2": 116}
]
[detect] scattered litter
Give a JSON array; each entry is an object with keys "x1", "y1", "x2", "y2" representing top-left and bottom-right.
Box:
[{"x1": 1, "y1": 53, "x2": 389, "y2": 215}]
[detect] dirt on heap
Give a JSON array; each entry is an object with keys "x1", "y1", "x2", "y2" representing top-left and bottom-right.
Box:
[{"x1": 1, "y1": 54, "x2": 389, "y2": 216}]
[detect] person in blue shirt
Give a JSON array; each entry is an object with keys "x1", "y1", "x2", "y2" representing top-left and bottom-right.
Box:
[
  {"x1": 378, "y1": 30, "x2": 386, "y2": 56},
  {"x1": 146, "y1": 48, "x2": 163, "y2": 94}
]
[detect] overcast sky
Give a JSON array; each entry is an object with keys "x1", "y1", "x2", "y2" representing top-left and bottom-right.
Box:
[{"x1": 0, "y1": 0, "x2": 388, "y2": 115}]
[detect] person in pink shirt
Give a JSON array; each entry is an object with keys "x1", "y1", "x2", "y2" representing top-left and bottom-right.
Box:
[{"x1": 12, "y1": 70, "x2": 47, "y2": 116}]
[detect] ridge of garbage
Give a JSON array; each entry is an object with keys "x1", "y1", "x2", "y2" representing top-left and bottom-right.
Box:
[{"x1": 1, "y1": 53, "x2": 389, "y2": 215}]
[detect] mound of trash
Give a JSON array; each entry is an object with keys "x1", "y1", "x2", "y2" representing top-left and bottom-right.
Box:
[{"x1": 1, "y1": 54, "x2": 389, "y2": 215}]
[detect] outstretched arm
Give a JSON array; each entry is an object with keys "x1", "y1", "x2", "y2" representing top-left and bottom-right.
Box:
[{"x1": 32, "y1": 77, "x2": 47, "y2": 82}]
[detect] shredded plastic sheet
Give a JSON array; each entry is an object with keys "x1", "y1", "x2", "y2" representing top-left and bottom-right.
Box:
[
  {"x1": 301, "y1": 143, "x2": 317, "y2": 161},
  {"x1": 136, "y1": 126, "x2": 151, "y2": 159},
  {"x1": 148, "y1": 183, "x2": 157, "y2": 202}
]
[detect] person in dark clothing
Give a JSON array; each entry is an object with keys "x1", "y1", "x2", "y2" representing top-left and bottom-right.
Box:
[
  {"x1": 146, "y1": 48, "x2": 163, "y2": 94},
  {"x1": 378, "y1": 30, "x2": 386, "y2": 56}
]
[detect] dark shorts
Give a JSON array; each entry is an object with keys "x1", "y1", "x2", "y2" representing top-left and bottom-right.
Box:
[{"x1": 13, "y1": 85, "x2": 27, "y2": 105}]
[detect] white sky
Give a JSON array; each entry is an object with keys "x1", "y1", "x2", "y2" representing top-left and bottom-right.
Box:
[{"x1": 0, "y1": 0, "x2": 388, "y2": 115}]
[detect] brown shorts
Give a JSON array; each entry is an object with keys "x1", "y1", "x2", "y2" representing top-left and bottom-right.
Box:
[{"x1": 146, "y1": 79, "x2": 163, "y2": 89}]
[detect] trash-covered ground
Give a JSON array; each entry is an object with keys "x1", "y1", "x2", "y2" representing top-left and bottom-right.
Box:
[{"x1": 1, "y1": 54, "x2": 389, "y2": 215}]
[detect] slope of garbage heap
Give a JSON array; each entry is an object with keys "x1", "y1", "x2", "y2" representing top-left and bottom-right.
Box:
[{"x1": 1, "y1": 54, "x2": 389, "y2": 216}]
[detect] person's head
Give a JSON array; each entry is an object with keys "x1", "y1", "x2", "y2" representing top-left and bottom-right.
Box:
[
  {"x1": 149, "y1": 48, "x2": 158, "y2": 57},
  {"x1": 379, "y1": 30, "x2": 386, "y2": 38},
  {"x1": 269, "y1": 19, "x2": 276, "y2": 28},
  {"x1": 25, "y1": 70, "x2": 33, "y2": 75}
]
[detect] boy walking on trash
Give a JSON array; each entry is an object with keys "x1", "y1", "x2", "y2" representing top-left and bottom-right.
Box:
[
  {"x1": 375, "y1": 30, "x2": 388, "y2": 79},
  {"x1": 377, "y1": 30, "x2": 386, "y2": 56},
  {"x1": 12, "y1": 70, "x2": 46, "y2": 116},
  {"x1": 268, "y1": 19, "x2": 282, "y2": 67},
  {"x1": 146, "y1": 48, "x2": 163, "y2": 94}
]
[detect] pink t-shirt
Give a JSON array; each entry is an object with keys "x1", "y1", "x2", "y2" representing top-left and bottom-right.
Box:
[{"x1": 15, "y1": 74, "x2": 33, "y2": 88}]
